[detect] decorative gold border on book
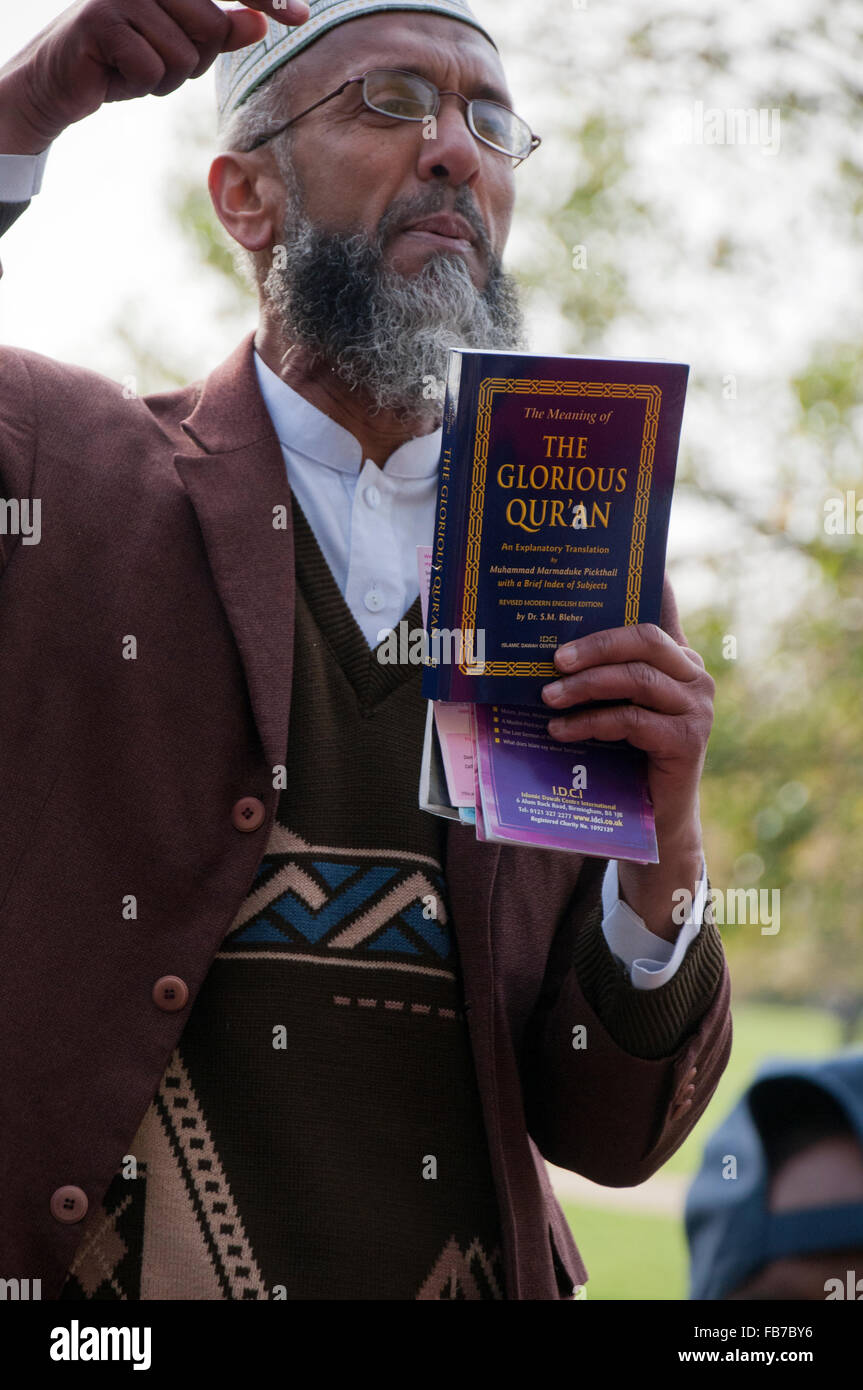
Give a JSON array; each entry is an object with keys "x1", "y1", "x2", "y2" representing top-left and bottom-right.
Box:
[{"x1": 459, "y1": 378, "x2": 663, "y2": 677}]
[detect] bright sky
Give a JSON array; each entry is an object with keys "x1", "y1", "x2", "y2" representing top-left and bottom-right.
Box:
[{"x1": 0, "y1": 2, "x2": 249, "y2": 378}]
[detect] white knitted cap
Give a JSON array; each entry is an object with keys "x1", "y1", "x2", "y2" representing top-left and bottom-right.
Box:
[{"x1": 216, "y1": 1, "x2": 498, "y2": 122}]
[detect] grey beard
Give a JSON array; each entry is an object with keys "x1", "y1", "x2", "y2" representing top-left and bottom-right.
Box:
[{"x1": 262, "y1": 179, "x2": 527, "y2": 427}]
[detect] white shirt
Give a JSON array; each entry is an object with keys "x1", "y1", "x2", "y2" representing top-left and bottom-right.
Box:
[
  {"x1": 253, "y1": 349, "x2": 708, "y2": 990},
  {"x1": 0, "y1": 147, "x2": 50, "y2": 201},
  {"x1": 0, "y1": 149, "x2": 708, "y2": 991},
  {"x1": 254, "y1": 351, "x2": 441, "y2": 646}
]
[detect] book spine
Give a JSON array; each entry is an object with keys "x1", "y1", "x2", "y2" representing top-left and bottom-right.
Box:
[{"x1": 425, "y1": 351, "x2": 471, "y2": 698}]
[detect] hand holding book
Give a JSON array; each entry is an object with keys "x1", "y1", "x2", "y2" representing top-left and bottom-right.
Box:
[
  {"x1": 542, "y1": 574, "x2": 714, "y2": 838},
  {"x1": 419, "y1": 348, "x2": 714, "y2": 905},
  {"x1": 541, "y1": 573, "x2": 713, "y2": 937}
]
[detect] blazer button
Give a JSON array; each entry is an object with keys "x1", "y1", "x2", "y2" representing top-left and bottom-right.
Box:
[
  {"x1": 232, "y1": 797, "x2": 266, "y2": 832},
  {"x1": 50, "y1": 1186, "x2": 88, "y2": 1224},
  {"x1": 152, "y1": 975, "x2": 189, "y2": 1012}
]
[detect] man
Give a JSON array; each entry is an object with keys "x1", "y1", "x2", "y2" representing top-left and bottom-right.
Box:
[
  {"x1": 686, "y1": 1053, "x2": 863, "y2": 1301},
  {"x1": 0, "y1": 0, "x2": 730, "y2": 1301}
]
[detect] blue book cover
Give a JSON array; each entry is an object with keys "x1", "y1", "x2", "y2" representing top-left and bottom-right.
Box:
[{"x1": 421, "y1": 349, "x2": 689, "y2": 706}]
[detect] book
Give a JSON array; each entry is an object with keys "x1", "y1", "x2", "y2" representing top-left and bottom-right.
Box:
[
  {"x1": 417, "y1": 546, "x2": 475, "y2": 807},
  {"x1": 472, "y1": 704, "x2": 658, "y2": 862},
  {"x1": 418, "y1": 701, "x2": 462, "y2": 824},
  {"x1": 421, "y1": 349, "x2": 689, "y2": 706},
  {"x1": 417, "y1": 691, "x2": 658, "y2": 863},
  {"x1": 417, "y1": 547, "x2": 659, "y2": 863}
]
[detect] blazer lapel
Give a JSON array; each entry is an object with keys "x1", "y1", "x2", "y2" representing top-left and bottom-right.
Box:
[{"x1": 174, "y1": 334, "x2": 295, "y2": 771}]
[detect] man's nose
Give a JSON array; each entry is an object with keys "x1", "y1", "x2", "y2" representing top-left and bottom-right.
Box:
[{"x1": 416, "y1": 96, "x2": 482, "y2": 186}]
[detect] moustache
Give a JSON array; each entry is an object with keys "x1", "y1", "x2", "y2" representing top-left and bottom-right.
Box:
[{"x1": 376, "y1": 189, "x2": 492, "y2": 258}]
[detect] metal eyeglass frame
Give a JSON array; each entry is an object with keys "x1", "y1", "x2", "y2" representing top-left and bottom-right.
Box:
[{"x1": 246, "y1": 68, "x2": 542, "y2": 167}]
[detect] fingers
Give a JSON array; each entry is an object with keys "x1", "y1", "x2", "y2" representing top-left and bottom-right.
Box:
[
  {"x1": 542, "y1": 659, "x2": 692, "y2": 715},
  {"x1": 544, "y1": 610, "x2": 716, "y2": 753},
  {"x1": 108, "y1": 0, "x2": 299, "y2": 99},
  {"x1": 547, "y1": 702, "x2": 669, "y2": 752},
  {"x1": 219, "y1": 9, "x2": 271, "y2": 53},
  {"x1": 99, "y1": 24, "x2": 176, "y2": 101},
  {"x1": 242, "y1": 1, "x2": 312, "y2": 26},
  {"x1": 123, "y1": 4, "x2": 215, "y2": 97},
  {"x1": 169, "y1": 2, "x2": 312, "y2": 69},
  {"x1": 158, "y1": 0, "x2": 234, "y2": 75},
  {"x1": 554, "y1": 622, "x2": 702, "y2": 683},
  {"x1": 546, "y1": 702, "x2": 706, "y2": 758},
  {"x1": 108, "y1": 0, "x2": 309, "y2": 102}
]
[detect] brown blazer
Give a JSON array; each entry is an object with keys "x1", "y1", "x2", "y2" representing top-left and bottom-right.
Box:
[{"x1": 0, "y1": 333, "x2": 732, "y2": 1300}]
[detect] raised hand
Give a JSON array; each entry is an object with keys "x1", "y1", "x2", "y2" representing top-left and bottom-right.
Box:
[{"x1": 0, "y1": 1, "x2": 310, "y2": 154}]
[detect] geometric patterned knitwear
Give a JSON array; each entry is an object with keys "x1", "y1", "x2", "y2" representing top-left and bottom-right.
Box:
[{"x1": 60, "y1": 492, "x2": 504, "y2": 1300}]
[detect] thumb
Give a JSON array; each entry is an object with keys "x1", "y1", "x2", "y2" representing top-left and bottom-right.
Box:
[
  {"x1": 221, "y1": 11, "x2": 268, "y2": 52},
  {"x1": 659, "y1": 571, "x2": 689, "y2": 648},
  {"x1": 222, "y1": 3, "x2": 311, "y2": 52}
]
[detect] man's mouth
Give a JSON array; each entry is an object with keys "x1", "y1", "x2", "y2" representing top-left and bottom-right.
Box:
[{"x1": 399, "y1": 213, "x2": 477, "y2": 254}]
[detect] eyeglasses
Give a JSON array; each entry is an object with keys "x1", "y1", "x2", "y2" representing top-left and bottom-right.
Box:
[{"x1": 247, "y1": 68, "x2": 542, "y2": 167}]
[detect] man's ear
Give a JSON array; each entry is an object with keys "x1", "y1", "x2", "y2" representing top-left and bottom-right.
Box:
[{"x1": 208, "y1": 152, "x2": 280, "y2": 254}]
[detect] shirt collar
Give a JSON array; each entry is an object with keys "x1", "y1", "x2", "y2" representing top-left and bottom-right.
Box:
[{"x1": 254, "y1": 349, "x2": 442, "y2": 480}]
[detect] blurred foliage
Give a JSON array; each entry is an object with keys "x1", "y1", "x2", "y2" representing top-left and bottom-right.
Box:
[
  {"x1": 688, "y1": 344, "x2": 863, "y2": 1017},
  {"x1": 117, "y1": 2, "x2": 863, "y2": 1019},
  {"x1": 498, "y1": 0, "x2": 863, "y2": 1018}
]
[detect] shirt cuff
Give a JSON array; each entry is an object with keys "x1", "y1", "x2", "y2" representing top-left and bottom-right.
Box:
[
  {"x1": 0, "y1": 147, "x2": 51, "y2": 202},
  {"x1": 601, "y1": 857, "x2": 707, "y2": 991}
]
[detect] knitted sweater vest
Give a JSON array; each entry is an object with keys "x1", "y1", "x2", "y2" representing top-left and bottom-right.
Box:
[{"x1": 60, "y1": 494, "x2": 504, "y2": 1301}]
